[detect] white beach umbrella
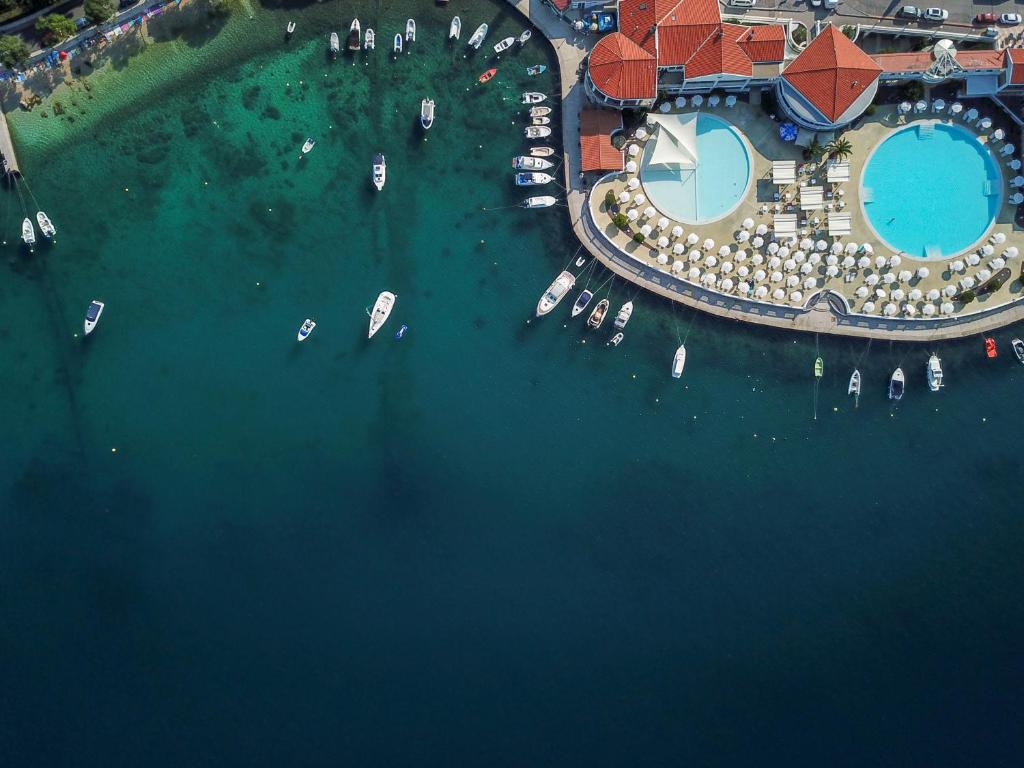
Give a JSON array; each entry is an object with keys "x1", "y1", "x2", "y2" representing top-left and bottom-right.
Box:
[
  {"x1": 755, "y1": 285, "x2": 768, "y2": 298},
  {"x1": 688, "y1": 266, "x2": 701, "y2": 280},
  {"x1": 772, "y1": 288, "x2": 785, "y2": 300},
  {"x1": 673, "y1": 242, "x2": 686, "y2": 255},
  {"x1": 659, "y1": 102, "x2": 671, "y2": 113},
  {"x1": 791, "y1": 291, "x2": 803, "y2": 303},
  {"x1": 922, "y1": 303, "x2": 936, "y2": 316},
  {"x1": 914, "y1": 100, "x2": 927, "y2": 113},
  {"x1": 979, "y1": 117, "x2": 992, "y2": 130},
  {"x1": 845, "y1": 242, "x2": 858, "y2": 255},
  {"x1": 739, "y1": 280, "x2": 750, "y2": 293},
  {"x1": 784, "y1": 258, "x2": 797, "y2": 271},
  {"x1": 1010, "y1": 159, "x2": 1022, "y2": 171},
  {"x1": 703, "y1": 238, "x2": 715, "y2": 251},
  {"x1": 767, "y1": 243, "x2": 780, "y2": 256},
  {"x1": 671, "y1": 225, "x2": 684, "y2": 238},
  {"x1": 657, "y1": 216, "x2": 670, "y2": 230},
  {"x1": 737, "y1": 230, "x2": 750, "y2": 243},
  {"x1": 898, "y1": 270, "x2": 913, "y2": 282},
  {"x1": 722, "y1": 261, "x2": 734, "y2": 274},
  {"x1": 800, "y1": 238, "x2": 814, "y2": 251},
  {"x1": 992, "y1": 257, "x2": 1006, "y2": 270},
  {"x1": 691, "y1": 94, "x2": 703, "y2": 107},
  {"x1": 875, "y1": 289, "x2": 887, "y2": 299},
  {"x1": 635, "y1": 127, "x2": 648, "y2": 140},
  {"x1": 643, "y1": 206, "x2": 656, "y2": 219},
  {"x1": 705, "y1": 255, "x2": 718, "y2": 268},
  {"x1": 898, "y1": 101, "x2": 912, "y2": 114},
  {"x1": 718, "y1": 245, "x2": 731, "y2": 257},
  {"x1": 708, "y1": 94, "x2": 720, "y2": 107},
  {"x1": 628, "y1": 144, "x2": 641, "y2": 157},
  {"x1": 674, "y1": 96, "x2": 687, "y2": 109},
  {"x1": 830, "y1": 242, "x2": 844, "y2": 255},
  {"x1": 752, "y1": 253, "x2": 764, "y2": 265},
  {"x1": 967, "y1": 253, "x2": 981, "y2": 266},
  {"x1": 863, "y1": 301, "x2": 876, "y2": 313},
  {"x1": 882, "y1": 272, "x2": 896, "y2": 284},
  {"x1": 770, "y1": 270, "x2": 783, "y2": 283},
  {"x1": 962, "y1": 275, "x2": 976, "y2": 289},
  {"x1": 672, "y1": 259, "x2": 685, "y2": 273},
  {"x1": 982, "y1": 244, "x2": 995, "y2": 257},
  {"x1": 742, "y1": 217, "x2": 755, "y2": 230},
  {"x1": 808, "y1": 253, "x2": 821, "y2": 266},
  {"x1": 752, "y1": 236, "x2": 765, "y2": 248},
  {"x1": 702, "y1": 272, "x2": 716, "y2": 286},
  {"x1": 804, "y1": 277, "x2": 818, "y2": 290},
  {"x1": 726, "y1": 95, "x2": 737, "y2": 108},
  {"x1": 768, "y1": 255, "x2": 781, "y2": 269},
  {"x1": 815, "y1": 239, "x2": 828, "y2": 252},
  {"x1": 992, "y1": 128, "x2": 1006, "y2": 142},
  {"x1": 874, "y1": 256, "x2": 887, "y2": 270},
  {"x1": 1010, "y1": 192, "x2": 1023, "y2": 205},
  {"x1": 951, "y1": 259, "x2": 965, "y2": 272},
  {"x1": 992, "y1": 231, "x2": 1007, "y2": 244},
  {"x1": 826, "y1": 254, "x2": 839, "y2": 266},
  {"x1": 625, "y1": 160, "x2": 638, "y2": 174},
  {"x1": 891, "y1": 288, "x2": 906, "y2": 301},
  {"x1": 966, "y1": 108, "x2": 979, "y2": 122},
  {"x1": 786, "y1": 275, "x2": 800, "y2": 288},
  {"x1": 721, "y1": 277, "x2": 734, "y2": 291},
  {"x1": 657, "y1": 253, "x2": 669, "y2": 265},
  {"x1": 689, "y1": 249, "x2": 702, "y2": 262},
  {"x1": 941, "y1": 301, "x2": 954, "y2": 314},
  {"x1": 735, "y1": 249, "x2": 748, "y2": 262},
  {"x1": 1012, "y1": 176, "x2": 1024, "y2": 188},
  {"x1": 855, "y1": 286, "x2": 869, "y2": 298},
  {"x1": 916, "y1": 266, "x2": 930, "y2": 279},
  {"x1": 841, "y1": 256, "x2": 855, "y2": 269},
  {"x1": 950, "y1": 102, "x2": 963, "y2": 115},
  {"x1": 977, "y1": 268, "x2": 992, "y2": 282},
  {"x1": 861, "y1": 243, "x2": 874, "y2": 255},
  {"x1": 657, "y1": 235, "x2": 670, "y2": 248},
  {"x1": 1005, "y1": 246, "x2": 1020, "y2": 259},
  {"x1": 943, "y1": 284, "x2": 957, "y2": 297},
  {"x1": 932, "y1": 99, "x2": 945, "y2": 112},
  {"x1": 826, "y1": 265, "x2": 839, "y2": 277},
  {"x1": 755, "y1": 224, "x2": 769, "y2": 236},
  {"x1": 908, "y1": 288, "x2": 923, "y2": 301},
  {"x1": 634, "y1": 193, "x2": 647, "y2": 204},
  {"x1": 754, "y1": 269, "x2": 767, "y2": 282},
  {"x1": 926, "y1": 289, "x2": 941, "y2": 301},
  {"x1": 687, "y1": 232, "x2": 700, "y2": 246},
  {"x1": 888, "y1": 254, "x2": 901, "y2": 268},
  {"x1": 640, "y1": 224, "x2": 653, "y2": 236},
  {"x1": 627, "y1": 178, "x2": 640, "y2": 190},
  {"x1": 617, "y1": 191, "x2": 631, "y2": 203},
  {"x1": 866, "y1": 273, "x2": 880, "y2": 286},
  {"x1": 883, "y1": 302, "x2": 898, "y2": 316},
  {"x1": 778, "y1": 246, "x2": 791, "y2": 259},
  {"x1": 738, "y1": 265, "x2": 750, "y2": 278},
  {"x1": 800, "y1": 262, "x2": 813, "y2": 274},
  {"x1": 904, "y1": 303, "x2": 917, "y2": 316},
  {"x1": 857, "y1": 256, "x2": 871, "y2": 269},
  {"x1": 627, "y1": 209, "x2": 639, "y2": 221},
  {"x1": 793, "y1": 250, "x2": 806, "y2": 263}
]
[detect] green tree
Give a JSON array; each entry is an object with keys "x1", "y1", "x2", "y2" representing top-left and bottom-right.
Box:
[
  {"x1": 0, "y1": 35, "x2": 29, "y2": 68},
  {"x1": 824, "y1": 137, "x2": 853, "y2": 162},
  {"x1": 633, "y1": 232, "x2": 646, "y2": 244},
  {"x1": 36, "y1": 14, "x2": 77, "y2": 46},
  {"x1": 84, "y1": 0, "x2": 115, "y2": 24},
  {"x1": 612, "y1": 212, "x2": 628, "y2": 229}
]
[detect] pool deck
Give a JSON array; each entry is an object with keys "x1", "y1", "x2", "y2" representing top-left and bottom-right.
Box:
[{"x1": 508, "y1": 0, "x2": 1024, "y2": 340}]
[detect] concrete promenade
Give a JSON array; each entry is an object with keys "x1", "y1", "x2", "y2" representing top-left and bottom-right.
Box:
[{"x1": 505, "y1": 0, "x2": 1024, "y2": 341}]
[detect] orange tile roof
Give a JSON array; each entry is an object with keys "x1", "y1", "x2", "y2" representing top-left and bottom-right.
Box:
[
  {"x1": 650, "y1": 0, "x2": 722, "y2": 66},
  {"x1": 588, "y1": 33, "x2": 658, "y2": 101},
  {"x1": 617, "y1": 0, "x2": 661, "y2": 54},
  {"x1": 873, "y1": 50, "x2": 1004, "y2": 72},
  {"x1": 782, "y1": 26, "x2": 882, "y2": 123},
  {"x1": 685, "y1": 25, "x2": 754, "y2": 79},
  {"x1": 737, "y1": 25, "x2": 786, "y2": 63},
  {"x1": 580, "y1": 109, "x2": 624, "y2": 172},
  {"x1": 1006, "y1": 49, "x2": 1024, "y2": 84}
]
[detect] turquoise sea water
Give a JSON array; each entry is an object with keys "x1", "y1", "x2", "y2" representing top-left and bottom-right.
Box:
[
  {"x1": 862, "y1": 122, "x2": 1001, "y2": 258},
  {"x1": 640, "y1": 113, "x2": 750, "y2": 224},
  {"x1": 2, "y1": 3, "x2": 1024, "y2": 765}
]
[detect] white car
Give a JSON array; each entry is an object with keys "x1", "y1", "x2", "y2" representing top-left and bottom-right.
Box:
[
  {"x1": 999, "y1": 13, "x2": 1022, "y2": 25},
  {"x1": 923, "y1": 7, "x2": 948, "y2": 21},
  {"x1": 727, "y1": 0, "x2": 756, "y2": 7}
]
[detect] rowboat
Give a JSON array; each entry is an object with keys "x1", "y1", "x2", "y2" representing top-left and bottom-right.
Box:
[
  {"x1": 985, "y1": 337, "x2": 998, "y2": 358},
  {"x1": 478, "y1": 68, "x2": 496, "y2": 83},
  {"x1": 518, "y1": 30, "x2": 532, "y2": 46},
  {"x1": 608, "y1": 332, "x2": 624, "y2": 347},
  {"x1": 329, "y1": 32, "x2": 339, "y2": 58},
  {"x1": 530, "y1": 146, "x2": 555, "y2": 157}
]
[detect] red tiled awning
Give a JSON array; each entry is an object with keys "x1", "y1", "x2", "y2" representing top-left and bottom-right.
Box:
[{"x1": 580, "y1": 109, "x2": 624, "y2": 173}]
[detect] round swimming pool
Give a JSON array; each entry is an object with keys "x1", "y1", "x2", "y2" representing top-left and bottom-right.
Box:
[
  {"x1": 861, "y1": 122, "x2": 1002, "y2": 258},
  {"x1": 639, "y1": 113, "x2": 751, "y2": 225}
]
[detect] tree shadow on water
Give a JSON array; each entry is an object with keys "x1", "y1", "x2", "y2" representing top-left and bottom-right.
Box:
[{"x1": 148, "y1": 0, "x2": 233, "y2": 49}]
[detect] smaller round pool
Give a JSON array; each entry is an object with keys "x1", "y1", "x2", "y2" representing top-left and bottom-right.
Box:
[
  {"x1": 861, "y1": 122, "x2": 1002, "y2": 258},
  {"x1": 639, "y1": 113, "x2": 751, "y2": 225}
]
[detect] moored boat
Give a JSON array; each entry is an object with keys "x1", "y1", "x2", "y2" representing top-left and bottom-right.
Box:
[
  {"x1": 364, "y1": 28, "x2": 375, "y2": 50},
  {"x1": 848, "y1": 369, "x2": 861, "y2": 407},
  {"x1": 36, "y1": 211, "x2": 55, "y2": 238},
  {"x1": 521, "y1": 91, "x2": 546, "y2": 104},
  {"x1": 530, "y1": 146, "x2": 555, "y2": 158},
  {"x1": 608, "y1": 332, "x2": 624, "y2": 347},
  {"x1": 513, "y1": 155, "x2": 554, "y2": 170},
  {"x1": 478, "y1": 68, "x2": 496, "y2": 83},
  {"x1": 368, "y1": 291, "x2": 396, "y2": 338},
  {"x1": 514, "y1": 172, "x2": 552, "y2": 186},
  {"x1": 449, "y1": 16, "x2": 461, "y2": 40},
  {"x1": 406, "y1": 18, "x2": 416, "y2": 42},
  {"x1": 889, "y1": 367, "x2": 905, "y2": 401},
  {"x1": 301, "y1": 137, "x2": 316, "y2": 155},
  {"x1": 21, "y1": 217, "x2": 34, "y2": 246},
  {"x1": 526, "y1": 64, "x2": 546, "y2": 76},
  {"x1": 420, "y1": 98, "x2": 435, "y2": 130},
  {"x1": 587, "y1": 299, "x2": 610, "y2": 329},
  {"x1": 530, "y1": 106, "x2": 551, "y2": 118},
  {"x1": 84, "y1": 300, "x2": 104, "y2": 335},
  {"x1": 1012, "y1": 337, "x2": 1024, "y2": 364},
  {"x1": 395, "y1": 324, "x2": 408, "y2": 340},
  {"x1": 297, "y1": 319, "x2": 316, "y2": 342},
  {"x1": 524, "y1": 125, "x2": 551, "y2": 139},
  {"x1": 985, "y1": 337, "x2": 998, "y2": 358},
  {"x1": 329, "y1": 32, "x2": 339, "y2": 57},
  {"x1": 518, "y1": 30, "x2": 532, "y2": 46},
  {"x1": 347, "y1": 19, "x2": 361, "y2": 51},
  {"x1": 393, "y1": 34, "x2": 403, "y2": 55},
  {"x1": 468, "y1": 23, "x2": 488, "y2": 49},
  {"x1": 536, "y1": 271, "x2": 575, "y2": 316},
  {"x1": 522, "y1": 195, "x2": 557, "y2": 209},
  {"x1": 286, "y1": 21, "x2": 295, "y2": 36},
  {"x1": 672, "y1": 345, "x2": 686, "y2": 378},
  {"x1": 570, "y1": 289, "x2": 594, "y2": 318},
  {"x1": 372, "y1": 153, "x2": 386, "y2": 190},
  {"x1": 613, "y1": 301, "x2": 633, "y2": 329},
  {"x1": 531, "y1": 116, "x2": 550, "y2": 126},
  {"x1": 927, "y1": 354, "x2": 943, "y2": 391},
  {"x1": 814, "y1": 356, "x2": 823, "y2": 378},
  {"x1": 493, "y1": 36, "x2": 515, "y2": 54}
]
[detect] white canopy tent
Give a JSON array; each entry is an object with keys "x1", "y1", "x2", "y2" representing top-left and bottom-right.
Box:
[
  {"x1": 828, "y1": 213, "x2": 852, "y2": 237},
  {"x1": 800, "y1": 186, "x2": 824, "y2": 211},
  {"x1": 772, "y1": 160, "x2": 797, "y2": 186},
  {"x1": 773, "y1": 213, "x2": 798, "y2": 240},
  {"x1": 826, "y1": 161, "x2": 850, "y2": 184}
]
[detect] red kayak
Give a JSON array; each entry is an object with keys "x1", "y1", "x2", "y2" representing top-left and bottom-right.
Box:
[
  {"x1": 478, "y1": 68, "x2": 497, "y2": 83},
  {"x1": 985, "y1": 337, "x2": 998, "y2": 358}
]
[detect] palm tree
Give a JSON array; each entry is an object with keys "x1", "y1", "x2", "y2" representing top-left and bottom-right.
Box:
[{"x1": 824, "y1": 137, "x2": 853, "y2": 162}]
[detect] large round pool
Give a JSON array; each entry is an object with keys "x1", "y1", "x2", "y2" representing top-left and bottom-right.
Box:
[
  {"x1": 861, "y1": 122, "x2": 1002, "y2": 258},
  {"x1": 639, "y1": 113, "x2": 751, "y2": 225}
]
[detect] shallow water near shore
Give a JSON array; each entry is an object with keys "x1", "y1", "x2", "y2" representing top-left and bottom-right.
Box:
[{"x1": 2, "y1": 2, "x2": 1024, "y2": 765}]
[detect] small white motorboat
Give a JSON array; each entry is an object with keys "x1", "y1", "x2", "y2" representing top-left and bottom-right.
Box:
[
  {"x1": 297, "y1": 319, "x2": 316, "y2": 342},
  {"x1": 672, "y1": 345, "x2": 686, "y2": 378},
  {"x1": 84, "y1": 300, "x2": 104, "y2": 335},
  {"x1": 347, "y1": 19, "x2": 360, "y2": 51},
  {"x1": 1013, "y1": 338, "x2": 1024, "y2": 364},
  {"x1": 36, "y1": 211, "x2": 55, "y2": 238},
  {"x1": 518, "y1": 30, "x2": 532, "y2": 46},
  {"x1": 449, "y1": 16, "x2": 461, "y2": 40},
  {"x1": 570, "y1": 289, "x2": 594, "y2": 318},
  {"x1": 372, "y1": 153, "x2": 386, "y2": 191},
  {"x1": 420, "y1": 98, "x2": 435, "y2": 130},
  {"x1": 889, "y1": 367, "x2": 905, "y2": 401},
  {"x1": 286, "y1": 21, "x2": 295, "y2": 36},
  {"x1": 301, "y1": 137, "x2": 316, "y2": 155},
  {"x1": 530, "y1": 106, "x2": 551, "y2": 118},
  {"x1": 368, "y1": 291, "x2": 396, "y2": 339},
  {"x1": 522, "y1": 195, "x2": 557, "y2": 209},
  {"x1": 536, "y1": 271, "x2": 575, "y2": 316},
  {"x1": 364, "y1": 28, "x2": 375, "y2": 50},
  {"x1": 531, "y1": 116, "x2": 550, "y2": 126},
  {"x1": 530, "y1": 146, "x2": 555, "y2": 158},
  {"x1": 587, "y1": 299, "x2": 610, "y2": 329},
  {"x1": 608, "y1": 332, "x2": 624, "y2": 347},
  {"x1": 493, "y1": 36, "x2": 515, "y2": 54},
  {"x1": 393, "y1": 34, "x2": 403, "y2": 55},
  {"x1": 329, "y1": 32, "x2": 339, "y2": 57},
  {"x1": 848, "y1": 369, "x2": 861, "y2": 407},
  {"x1": 521, "y1": 92, "x2": 546, "y2": 104},
  {"x1": 525, "y1": 125, "x2": 551, "y2": 139},
  {"x1": 514, "y1": 172, "x2": 552, "y2": 186},
  {"x1": 927, "y1": 354, "x2": 944, "y2": 392},
  {"x1": 468, "y1": 23, "x2": 488, "y2": 50},
  {"x1": 406, "y1": 18, "x2": 416, "y2": 42},
  {"x1": 613, "y1": 301, "x2": 633, "y2": 329},
  {"x1": 21, "y1": 217, "x2": 34, "y2": 246},
  {"x1": 513, "y1": 155, "x2": 553, "y2": 170}
]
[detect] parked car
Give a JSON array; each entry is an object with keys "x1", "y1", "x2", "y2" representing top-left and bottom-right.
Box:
[
  {"x1": 974, "y1": 12, "x2": 998, "y2": 24},
  {"x1": 823, "y1": 0, "x2": 839, "y2": 7},
  {"x1": 75, "y1": 16, "x2": 90, "y2": 30},
  {"x1": 999, "y1": 13, "x2": 1023, "y2": 25},
  {"x1": 727, "y1": 0, "x2": 756, "y2": 7},
  {"x1": 898, "y1": 6, "x2": 923, "y2": 19},
  {"x1": 923, "y1": 8, "x2": 949, "y2": 22}
]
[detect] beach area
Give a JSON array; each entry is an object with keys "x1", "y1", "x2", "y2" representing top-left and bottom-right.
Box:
[{"x1": 2, "y1": 2, "x2": 1024, "y2": 766}]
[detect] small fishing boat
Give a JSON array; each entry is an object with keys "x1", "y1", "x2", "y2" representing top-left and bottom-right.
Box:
[
  {"x1": 406, "y1": 18, "x2": 416, "y2": 42},
  {"x1": 21, "y1": 217, "x2": 34, "y2": 246},
  {"x1": 613, "y1": 301, "x2": 633, "y2": 329},
  {"x1": 672, "y1": 345, "x2": 686, "y2": 379},
  {"x1": 531, "y1": 116, "x2": 551, "y2": 126},
  {"x1": 347, "y1": 19, "x2": 361, "y2": 51},
  {"x1": 478, "y1": 68, "x2": 497, "y2": 83},
  {"x1": 530, "y1": 146, "x2": 555, "y2": 158},
  {"x1": 372, "y1": 153, "x2": 387, "y2": 190},
  {"x1": 468, "y1": 23, "x2": 488, "y2": 50},
  {"x1": 513, "y1": 155, "x2": 553, "y2": 170},
  {"x1": 395, "y1": 324, "x2": 408, "y2": 340},
  {"x1": 848, "y1": 369, "x2": 860, "y2": 407},
  {"x1": 1012, "y1": 338, "x2": 1024, "y2": 364},
  {"x1": 570, "y1": 289, "x2": 594, "y2": 318},
  {"x1": 522, "y1": 91, "x2": 546, "y2": 104},
  {"x1": 493, "y1": 36, "x2": 515, "y2": 54},
  {"x1": 300, "y1": 137, "x2": 316, "y2": 155},
  {"x1": 814, "y1": 356, "x2": 823, "y2": 379},
  {"x1": 514, "y1": 172, "x2": 553, "y2": 186},
  {"x1": 393, "y1": 34, "x2": 403, "y2": 55},
  {"x1": 526, "y1": 64, "x2": 546, "y2": 76},
  {"x1": 525, "y1": 125, "x2": 552, "y2": 139},
  {"x1": 575, "y1": 256, "x2": 586, "y2": 267},
  {"x1": 36, "y1": 211, "x2": 55, "y2": 238},
  {"x1": 985, "y1": 337, "x2": 998, "y2": 358},
  {"x1": 530, "y1": 106, "x2": 552, "y2": 118},
  {"x1": 449, "y1": 16, "x2": 461, "y2": 40},
  {"x1": 927, "y1": 354, "x2": 943, "y2": 392},
  {"x1": 888, "y1": 367, "x2": 904, "y2": 401},
  {"x1": 587, "y1": 299, "x2": 610, "y2": 329},
  {"x1": 518, "y1": 30, "x2": 532, "y2": 46},
  {"x1": 364, "y1": 28, "x2": 375, "y2": 50},
  {"x1": 420, "y1": 98, "x2": 435, "y2": 130},
  {"x1": 608, "y1": 332, "x2": 624, "y2": 347},
  {"x1": 329, "y1": 32, "x2": 339, "y2": 57},
  {"x1": 297, "y1": 319, "x2": 316, "y2": 342},
  {"x1": 286, "y1": 21, "x2": 295, "y2": 36},
  {"x1": 536, "y1": 270, "x2": 575, "y2": 316},
  {"x1": 522, "y1": 195, "x2": 557, "y2": 209},
  {"x1": 83, "y1": 300, "x2": 104, "y2": 335},
  {"x1": 368, "y1": 291, "x2": 396, "y2": 338}
]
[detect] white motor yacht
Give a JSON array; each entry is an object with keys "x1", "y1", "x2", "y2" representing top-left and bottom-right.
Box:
[
  {"x1": 449, "y1": 16, "x2": 461, "y2": 40},
  {"x1": 406, "y1": 18, "x2": 416, "y2": 42},
  {"x1": 613, "y1": 301, "x2": 633, "y2": 329},
  {"x1": 522, "y1": 195, "x2": 557, "y2": 209},
  {"x1": 84, "y1": 300, "x2": 104, "y2": 335},
  {"x1": 21, "y1": 217, "x2": 35, "y2": 246},
  {"x1": 36, "y1": 211, "x2": 56, "y2": 238},
  {"x1": 927, "y1": 354, "x2": 943, "y2": 391},
  {"x1": 368, "y1": 291, "x2": 396, "y2": 338},
  {"x1": 468, "y1": 23, "x2": 488, "y2": 49},
  {"x1": 570, "y1": 289, "x2": 594, "y2": 318},
  {"x1": 521, "y1": 92, "x2": 546, "y2": 104},
  {"x1": 301, "y1": 137, "x2": 316, "y2": 155},
  {"x1": 297, "y1": 319, "x2": 316, "y2": 342},
  {"x1": 530, "y1": 106, "x2": 551, "y2": 118},
  {"x1": 524, "y1": 126, "x2": 551, "y2": 139},
  {"x1": 372, "y1": 153, "x2": 386, "y2": 190},
  {"x1": 514, "y1": 172, "x2": 552, "y2": 186},
  {"x1": 889, "y1": 367, "x2": 905, "y2": 401},
  {"x1": 672, "y1": 345, "x2": 686, "y2": 378},
  {"x1": 493, "y1": 36, "x2": 515, "y2": 53},
  {"x1": 536, "y1": 271, "x2": 575, "y2": 316},
  {"x1": 513, "y1": 155, "x2": 554, "y2": 170},
  {"x1": 364, "y1": 28, "x2": 375, "y2": 50},
  {"x1": 848, "y1": 369, "x2": 861, "y2": 407},
  {"x1": 420, "y1": 98, "x2": 435, "y2": 130},
  {"x1": 347, "y1": 19, "x2": 360, "y2": 51}
]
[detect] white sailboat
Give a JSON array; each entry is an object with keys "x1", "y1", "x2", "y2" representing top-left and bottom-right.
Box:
[
  {"x1": 364, "y1": 28, "x2": 375, "y2": 50},
  {"x1": 420, "y1": 98, "x2": 435, "y2": 130},
  {"x1": 36, "y1": 211, "x2": 55, "y2": 238},
  {"x1": 522, "y1": 195, "x2": 557, "y2": 209},
  {"x1": 297, "y1": 319, "x2": 316, "y2": 342},
  {"x1": 536, "y1": 271, "x2": 575, "y2": 316},
  {"x1": 927, "y1": 354, "x2": 943, "y2": 391},
  {"x1": 468, "y1": 23, "x2": 488, "y2": 50},
  {"x1": 21, "y1": 217, "x2": 34, "y2": 246},
  {"x1": 368, "y1": 291, "x2": 396, "y2": 339},
  {"x1": 372, "y1": 153, "x2": 386, "y2": 190},
  {"x1": 671, "y1": 345, "x2": 686, "y2": 378},
  {"x1": 613, "y1": 301, "x2": 633, "y2": 329},
  {"x1": 449, "y1": 16, "x2": 461, "y2": 40},
  {"x1": 84, "y1": 300, "x2": 104, "y2": 335}
]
